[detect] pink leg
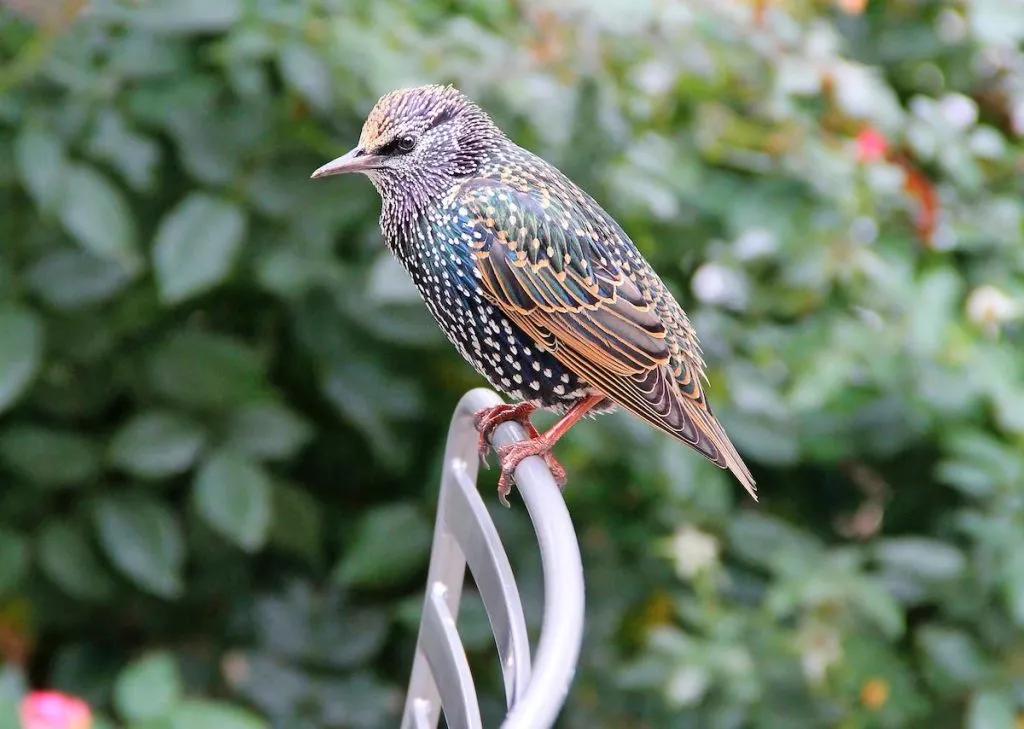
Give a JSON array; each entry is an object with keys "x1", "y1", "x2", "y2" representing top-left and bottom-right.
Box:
[
  {"x1": 491, "y1": 394, "x2": 606, "y2": 506},
  {"x1": 472, "y1": 402, "x2": 538, "y2": 465},
  {"x1": 473, "y1": 402, "x2": 567, "y2": 506}
]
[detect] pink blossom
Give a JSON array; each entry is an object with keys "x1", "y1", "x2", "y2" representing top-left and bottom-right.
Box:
[
  {"x1": 855, "y1": 127, "x2": 888, "y2": 162},
  {"x1": 19, "y1": 691, "x2": 91, "y2": 729}
]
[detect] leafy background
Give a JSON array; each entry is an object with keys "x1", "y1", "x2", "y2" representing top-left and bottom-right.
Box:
[{"x1": 1, "y1": 0, "x2": 1023, "y2": 727}]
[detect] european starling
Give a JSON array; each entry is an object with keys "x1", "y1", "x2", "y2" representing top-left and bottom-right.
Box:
[{"x1": 312, "y1": 85, "x2": 756, "y2": 504}]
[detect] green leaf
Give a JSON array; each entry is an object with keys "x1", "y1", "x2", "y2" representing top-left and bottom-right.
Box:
[
  {"x1": 114, "y1": 651, "x2": 183, "y2": 722},
  {"x1": 0, "y1": 698, "x2": 19, "y2": 729},
  {"x1": 906, "y1": 267, "x2": 961, "y2": 358},
  {"x1": 223, "y1": 401, "x2": 312, "y2": 461},
  {"x1": 153, "y1": 193, "x2": 247, "y2": 304},
  {"x1": 726, "y1": 511, "x2": 824, "y2": 574},
  {"x1": 0, "y1": 663, "x2": 27, "y2": 703},
  {"x1": 875, "y1": 538, "x2": 966, "y2": 581},
  {"x1": 917, "y1": 625, "x2": 990, "y2": 689},
  {"x1": 147, "y1": 331, "x2": 267, "y2": 410},
  {"x1": 0, "y1": 426, "x2": 100, "y2": 488},
  {"x1": 25, "y1": 250, "x2": 133, "y2": 310},
  {"x1": 966, "y1": 690, "x2": 1015, "y2": 729},
  {"x1": 93, "y1": 495, "x2": 185, "y2": 598},
  {"x1": 228, "y1": 653, "x2": 307, "y2": 717},
  {"x1": 87, "y1": 110, "x2": 161, "y2": 192},
  {"x1": 1002, "y1": 539, "x2": 1024, "y2": 626},
  {"x1": 0, "y1": 306, "x2": 43, "y2": 416},
  {"x1": 58, "y1": 163, "x2": 140, "y2": 272},
  {"x1": 37, "y1": 520, "x2": 116, "y2": 601},
  {"x1": 968, "y1": 0, "x2": 1024, "y2": 46},
  {"x1": 0, "y1": 530, "x2": 28, "y2": 597},
  {"x1": 169, "y1": 700, "x2": 268, "y2": 729},
  {"x1": 94, "y1": 0, "x2": 244, "y2": 33},
  {"x1": 853, "y1": 578, "x2": 906, "y2": 638},
  {"x1": 193, "y1": 450, "x2": 273, "y2": 552},
  {"x1": 313, "y1": 673, "x2": 396, "y2": 727},
  {"x1": 334, "y1": 503, "x2": 432, "y2": 589},
  {"x1": 277, "y1": 44, "x2": 333, "y2": 110},
  {"x1": 15, "y1": 127, "x2": 66, "y2": 211},
  {"x1": 108, "y1": 410, "x2": 206, "y2": 479},
  {"x1": 269, "y1": 482, "x2": 322, "y2": 560}
]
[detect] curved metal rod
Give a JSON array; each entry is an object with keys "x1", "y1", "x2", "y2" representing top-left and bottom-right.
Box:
[
  {"x1": 400, "y1": 389, "x2": 486, "y2": 729},
  {"x1": 457, "y1": 389, "x2": 586, "y2": 729},
  {"x1": 446, "y1": 462, "x2": 533, "y2": 706},
  {"x1": 419, "y1": 582, "x2": 483, "y2": 729}
]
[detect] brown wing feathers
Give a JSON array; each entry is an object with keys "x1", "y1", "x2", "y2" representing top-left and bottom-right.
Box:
[{"x1": 464, "y1": 180, "x2": 757, "y2": 500}]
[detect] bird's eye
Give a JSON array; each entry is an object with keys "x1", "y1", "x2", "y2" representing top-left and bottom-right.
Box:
[{"x1": 375, "y1": 135, "x2": 418, "y2": 157}]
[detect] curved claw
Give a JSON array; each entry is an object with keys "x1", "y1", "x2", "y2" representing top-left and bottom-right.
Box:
[
  {"x1": 495, "y1": 438, "x2": 568, "y2": 507},
  {"x1": 472, "y1": 402, "x2": 538, "y2": 469}
]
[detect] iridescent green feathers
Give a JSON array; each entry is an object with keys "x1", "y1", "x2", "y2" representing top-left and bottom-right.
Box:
[{"x1": 451, "y1": 174, "x2": 756, "y2": 499}]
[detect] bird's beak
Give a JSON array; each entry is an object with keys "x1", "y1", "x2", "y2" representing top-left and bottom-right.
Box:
[{"x1": 310, "y1": 147, "x2": 380, "y2": 178}]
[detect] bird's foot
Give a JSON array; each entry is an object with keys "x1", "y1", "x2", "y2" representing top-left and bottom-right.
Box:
[
  {"x1": 494, "y1": 437, "x2": 568, "y2": 508},
  {"x1": 472, "y1": 402, "x2": 538, "y2": 467}
]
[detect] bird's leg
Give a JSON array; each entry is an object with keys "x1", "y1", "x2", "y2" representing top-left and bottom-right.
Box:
[
  {"x1": 472, "y1": 402, "x2": 538, "y2": 466},
  {"x1": 494, "y1": 394, "x2": 606, "y2": 505}
]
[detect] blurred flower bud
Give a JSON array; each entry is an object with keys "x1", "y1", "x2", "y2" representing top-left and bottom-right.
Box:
[
  {"x1": 667, "y1": 525, "x2": 719, "y2": 579},
  {"x1": 938, "y1": 93, "x2": 978, "y2": 132},
  {"x1": 836, "y1": 0, "x2": 868, "y2": 14},
  {"x1": 966, "y1": 284, "x2": 1020, "y2": 334},
  {"x1": 664, "y1": 666, "x2": 709, "y2": 707},
  {"x1": 692, "y1": 262, "x2": 749, "y2": 310},
  {"x1": 797, "y1": 623, "x2": 842, "y2": 685},
  {"x1": 19, "y1": 691, "x2": 91, "y2": 729},
  {"x1": 855, "y1": 128, "x2": 888, "y2": 163},
  {"x1": 733, "y1": 227, "x2": 778, "y2": 261}
]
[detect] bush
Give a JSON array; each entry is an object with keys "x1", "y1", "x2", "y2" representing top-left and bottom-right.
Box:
[{"x1": 0, "y1": 0, "x2": 1022, "y2": 727}]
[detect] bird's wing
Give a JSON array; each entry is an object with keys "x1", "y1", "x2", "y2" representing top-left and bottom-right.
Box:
[{"x1": 455, "y1": 177, "x2": 755, "y2": 497}]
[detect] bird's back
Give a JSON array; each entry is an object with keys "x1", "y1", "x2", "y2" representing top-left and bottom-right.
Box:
[
  {"x1": 466, "y1": 142, "x2": 757, "y2": 496},
  {"x1": 476, "y1": 143, "x2": 709, "y2": 392}
]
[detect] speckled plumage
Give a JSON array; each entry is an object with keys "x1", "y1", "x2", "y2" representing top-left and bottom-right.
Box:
[{"x1": 313, "y1": 84, "x2": 756, "y2": 500}]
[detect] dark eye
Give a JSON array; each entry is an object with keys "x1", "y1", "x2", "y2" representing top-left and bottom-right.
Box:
[{"x1": 375, "y1": 135, "x2": 418, "y2": 157}]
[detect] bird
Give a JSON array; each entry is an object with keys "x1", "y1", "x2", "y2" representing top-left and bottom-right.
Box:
[{"x1": 311, "y1": 84, "x2": 756, "y2": 506}]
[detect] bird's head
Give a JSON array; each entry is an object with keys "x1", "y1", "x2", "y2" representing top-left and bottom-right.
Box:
[{"x1": 311, "y1": 84, "x2": 503, "y2": 208}]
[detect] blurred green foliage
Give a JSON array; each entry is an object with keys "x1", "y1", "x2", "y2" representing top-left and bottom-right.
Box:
[{"x1": 0, "y1": 0, "x2": 1023, "y2": 727}]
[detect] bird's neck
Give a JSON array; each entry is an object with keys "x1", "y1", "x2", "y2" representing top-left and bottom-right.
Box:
[{"x1": 378, "y1": 172, "x2": 462, "y2": 228}]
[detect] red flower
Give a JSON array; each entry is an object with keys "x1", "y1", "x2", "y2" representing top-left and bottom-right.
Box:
[
  {"x1": 19, "y1": 691, "x2": 91, "y2": 729},
  {"x1": 855, "y1": 127, "x2": 888, "y2": 162}
]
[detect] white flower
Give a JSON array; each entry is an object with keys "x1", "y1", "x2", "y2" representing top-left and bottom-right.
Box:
[
  {"x1": 665, "y1": 666, "x2": 709, "y2": 707},
  {"x1": 938, "y1": 92, "x2": 978, "y2": 131},
  {"x1": 797, "y1": 623, "x2": 842, "y2": 685},
  {"x1": 668, "y1": 525, "x2": 720, "y2": 579},
  {"x1": 733, "y1": 228, "x2": 778, "y2": 261},
  {"x1": 691, "y1": 262, "x2": 749, "y2": 310},
  {"x1": 966, "y1": 284, "x2": 1020, "y2": 333}
]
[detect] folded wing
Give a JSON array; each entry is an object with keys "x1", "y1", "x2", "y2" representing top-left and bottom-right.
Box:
[{"x1": 455, "y1": 177, "x2": 756, "y2": 498}]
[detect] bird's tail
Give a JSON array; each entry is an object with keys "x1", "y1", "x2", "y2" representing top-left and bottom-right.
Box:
[{"x1": 663, "y1": 390, "x2": 757, "y2": 502}]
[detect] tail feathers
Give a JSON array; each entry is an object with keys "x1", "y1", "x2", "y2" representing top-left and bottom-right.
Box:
[
  {"x1": 675, "y1": 397, "x2": 758, "y2": 502},
  {"x1": 552, "y1": 353, "x2": 758, "y2": 500},
  {"x1": 609, "y1": 366, "x2": 758, "y2": 501}
]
